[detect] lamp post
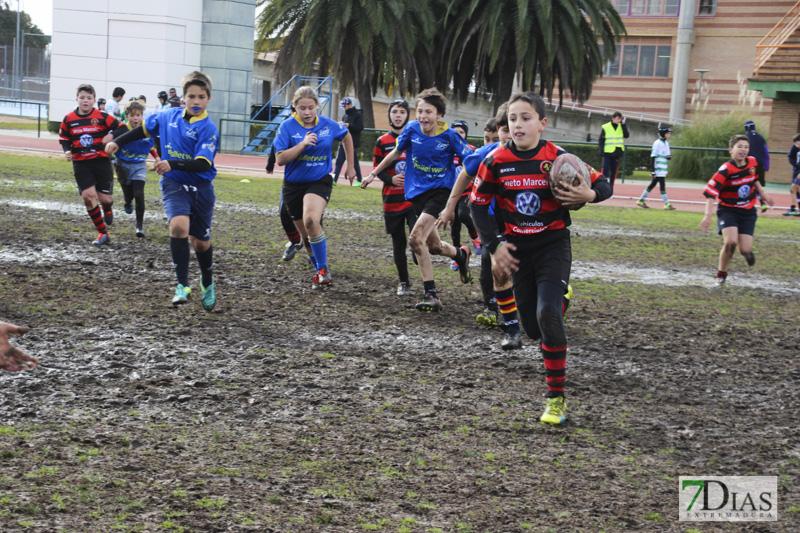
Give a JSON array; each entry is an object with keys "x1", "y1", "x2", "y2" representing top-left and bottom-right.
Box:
[{"x1": 694, "y1": 68, "x2": 710, "y2": 101}]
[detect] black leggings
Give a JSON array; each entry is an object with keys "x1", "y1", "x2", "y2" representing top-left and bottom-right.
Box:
[
  {"x1": 646, "y1": 175, "x2": 666, "y2": 193},
  {"x1": 451, "y1": 195, "x2": 477, "y2": 248},
  {"x1": 390, "y1": 231, "x2": 410, "y2": 283},
  {"x1": 515, "y1": 280, "x2": 566, "y2": 346},
  {"x1": 120, "y1": 180, "x2": 146, "y2": 227},
  {"x1": 479, "y1": 250, "x2": 493, "y2": 307},
  {"x1": 279, "y1": 198, "x2": 297, "y2": 237}
]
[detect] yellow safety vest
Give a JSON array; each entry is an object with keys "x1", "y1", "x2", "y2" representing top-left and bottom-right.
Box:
[{"x1": 602, "y1": 122, "x2": 625, "y2": 153}]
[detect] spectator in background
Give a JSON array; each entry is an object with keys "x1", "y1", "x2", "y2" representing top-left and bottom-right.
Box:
[
  {"x1": 138, "y1": 95, "x2": 153, "y2": 118},
  {"x1": 156, "y1": 91, "x2": 170, "y2": 113},
  {"x1": 97, "y1": 98, "x2": 107, "y2": 111},
  {"x1": 598, "y1": 111, "x2": 629, "y2": 189},
  {"x1": 168, "y1": 87, "x2": 181, "y2": 108},
  {"x1": 744, "y1": 120, "x2": 770, "y2": 213},
  {"x1": 333, "y1": 97, "x2": 364, "y2": 186},
  {"x1": 105, "y1": 87, "x2": 126, "y2": 120}
]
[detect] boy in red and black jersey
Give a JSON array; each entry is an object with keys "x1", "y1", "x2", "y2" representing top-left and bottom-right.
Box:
[
  {"x1": 59, "y1": 83, "x2": 120, "y2": 245},
  {"x1": 372, "y1": 99, "x2": 418, "y2": 296},
  {"x1": 700, "y1": 134, "x2": 774, "y2": 286},
  {"x1": 471, "y1": 92, "x2": 611, "y2": 426}
]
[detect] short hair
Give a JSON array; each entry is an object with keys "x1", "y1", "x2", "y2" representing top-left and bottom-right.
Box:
[
  {"x1": 508, "y1": 92, "x2": 546, "y2": 120},
  {"x1": 292, "y1": 85, "x2": 319, "y2": 106},
  {"x1": 182, "y1": 71, "x2": 213, "y2": 97},
  {"x1": 729, "y1": 134, "x2": 749, "y2": 148},
  {"x1": 138, "y1": 94, "x2": 146, "y2": 102},
  {"x1": 169, "y1": 88, "x2": 176, "y2": 93},
  {"x1": 416, "y1": 87, "x2": 447, "y2": 117},
  {"x1": 495, "y1": 102, "x2": 509, "y2": 128},
  {"x1": 112, "y1": 87, "x2": 125, "y2": 98},
  {"x1": 793, "y1": 133, "x2": 800, "y2": 143},
  {"x1": 612, "y1": 111, "x2": 623, "y2": 119},
  {"x1": 76, "y1": 83, "x2": 95, "y2": 97},
  {"x1": 483, "y1": 117, "x2": 498, "y2": 133},
  {"x1": 125, "y1": 99, "x2": 146, "y2": 115}
]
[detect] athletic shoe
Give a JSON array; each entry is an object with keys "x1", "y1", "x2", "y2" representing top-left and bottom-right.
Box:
[
  {"x1": 501, "y1": 329, "x2": 522, "y2": 350},
  {"x1": 415, "y1": 292, "x2": 443, "y2": 312},
  {"x1": 761, "y1": 204, "x2": 768, "y2": 213},
  {"x1": 745, "y1": 252, "x2": 756, "y2": 266},
  {"x1": 282, "y1": 241, "x2": 302, "y2": 261},
  {"x1": 92, "y1": 232, "x2": 110, "y2": 245},
  {"x1": 636, "y1": 199, "x2": 648, "y2": 208},
  {"x1": 351, "y1": 181, "x2": 361, "y2": 187},
  {"x1": 312, "y1": 268, "x2": 332, "y2": 290},
  {"x1": 104, "y1": 210, "x2": 113, "y2": 226},
  {"x1": 563, "y1": 284, "x2": 573, "y2": 317},
  {"x1": 135, "y1": 226, "x2": 145, "y2": 238},
  {"x1": 783, "y1": 209, "x2": 797, "y2": 216},
  {"x1": 172, "y1": 284, "x2": 191, "y2": 305},
  {"x1": 476, "y1": 308, "x2": 499, "y2": 327},
  {"x1": 332, "y1": 180, "x2": 338, "y2": 186},
  {"x1": 201, "y1": 281, "x2": 216, "y2": 311},
  {"x1": 473, "y1": 237, "x2": 482, "y2": 256},
  {"x1": 397, "y1": 282, "x2": 411, "y2": 296},
  {"x1": 715, "y1": 276, "x2": 726, "y2": 288},
  {"x1": 540, "y1": 396, "x2": 567, "y2": 425},
  {"x1": 455, "y1": 245, "x2": 472, "y2": 283},
  {"x1": 450, "y1": 260, "x2": 459, "y2": 271},
  {"x1": 124, "y1": 203, "x2": 133, "y2": 214},
  {"x1": 664, "y1": 203, "x2": 676, "y2": 210}
]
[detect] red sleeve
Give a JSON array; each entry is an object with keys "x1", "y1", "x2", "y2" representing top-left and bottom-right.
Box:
[
  {"x1": 704, "y1": 166, "x2": 727, "y2": 198},
  {"x1": 150, "y1": 148, "x2": 159, "y2": 159},
  {"x1": 470, "y1": 158, "x2": 498, "y2": 205}
]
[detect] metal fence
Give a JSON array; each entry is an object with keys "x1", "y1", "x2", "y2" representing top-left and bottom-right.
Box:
[{"x1": 0, "y1": 44, "x2": 51, "y2": 102}]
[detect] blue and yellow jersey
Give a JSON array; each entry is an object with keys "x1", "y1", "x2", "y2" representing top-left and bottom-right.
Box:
[
  {"x1": 395, "y1": 120, "x2": 472, "y2": 200},
  {"x1": 463, "y1": 142, "x2": 500, "y2": 178},
  {"x1": 273, "y1": 113, "x2": 350, "y2": 183},
  {"x1": 116, "y1": 123, "x2": 156, "y2": 163},
  {"x1": 143, "y1": 107, "x2": 218, "y2": 184}
]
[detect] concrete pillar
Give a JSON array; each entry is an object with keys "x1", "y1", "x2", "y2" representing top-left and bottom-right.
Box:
[
  {"x1": 669, "y1": 0, "x2": 698, "y2": 120},
  {"x1": 201, "y1": 0, "x2": 257, "y2": 152}
]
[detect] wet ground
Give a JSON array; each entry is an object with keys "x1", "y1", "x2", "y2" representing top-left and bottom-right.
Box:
[{"x1": 1, "y1": 164, "x2": 799, "y2": 532}]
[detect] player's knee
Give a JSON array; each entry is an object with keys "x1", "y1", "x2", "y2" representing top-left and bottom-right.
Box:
[
  {"x1": 537, "y1": 303, "x2": 565, "y2": 344},
  {"x1": 303, "y1": 216, "x2": 319, "y2": 233},
  {"x1": 723, "y1": 242, "x2": 737, "y2": 256},
  {"x1": 408, "y1": 233, "x2": 424, "y2": 253}
]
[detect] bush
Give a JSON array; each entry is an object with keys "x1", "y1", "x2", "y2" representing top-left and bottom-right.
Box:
[
  {"x1": 558, "y1": 142, "x2": 651, "y2": 176},
  {"x1": 48, "y1": 121, "x2": 60, "y2": 134}
]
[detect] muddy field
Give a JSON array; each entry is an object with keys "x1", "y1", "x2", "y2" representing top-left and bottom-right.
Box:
[{"x1": 1, "y1": 154, "x2": 799, "y2": 532}]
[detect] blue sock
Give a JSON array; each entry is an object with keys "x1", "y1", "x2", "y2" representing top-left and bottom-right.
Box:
[
  {"x1": 170, "y1": 237, "x2": 190, "y2": 286},
  {"x1": 309, "y1": 233, "x2": 328, "y2": 271}
]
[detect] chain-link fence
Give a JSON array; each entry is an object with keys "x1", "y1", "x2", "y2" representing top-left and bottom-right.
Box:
[{"x1": 0, "y1": 44, "x2": 50, "y2": 103}]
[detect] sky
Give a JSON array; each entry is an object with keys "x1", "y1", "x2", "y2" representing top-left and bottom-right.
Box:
[{"x1": 20, "y1": 0, "x2": 53, "y2": 36}]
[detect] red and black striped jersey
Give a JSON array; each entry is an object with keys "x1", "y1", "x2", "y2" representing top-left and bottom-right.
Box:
[
  {"x1": 454, "y1": 143, "x2": 476, "y2": 198},
  {"x1": 471, "y1": 140, "x2": 602, "y2": 240},
  {"x1": 59, "y1": 109, "x2": 119, "y2": 161},
  {"x1": 704, "y1": 156, "x2": 759, "y2": 209},
  {"x1": 373, "y1": 131, "x2": 412, "y2": 213}
]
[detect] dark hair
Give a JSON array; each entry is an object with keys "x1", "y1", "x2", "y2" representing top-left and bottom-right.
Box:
[
  {"x1": 508, "y1": 92, "x2": 546, "y2": 120},
  {"x1": 612, "y1": 111, "x2": 623, "y2": 119},
  {"x1": 794, "y1": 133, "x2": 800, "y2": 143},
  {"x1": 416, "y1": 87, "x2": 447, "y2": 117},
  {"x1": 112, "y1": 87, "x2": 125, "y2": 98},
  {"x1": 138, "y1": 95, "x2": 146, "y2": 102},
  {"x1": 451, "y1": 119, "x2": 469, "y2": 136},
  {"x1": 76, "y1": 83, "x2": 96, "y2": 97},
  {"x1": 495, "y1": 102, "x2": 509, "y2": 128},
  {"x1": 483, "y1": 117, "x2": 498, "y2": 133},
  {"x1": 182, "y1": 71, "x2": 213, "y2": 97},
  {"x1": 729, "y1": 134, "x2": 749, "y2": 149},
  {"x1": 97, "y1": 98, "x2": 106, "y2": 104}
]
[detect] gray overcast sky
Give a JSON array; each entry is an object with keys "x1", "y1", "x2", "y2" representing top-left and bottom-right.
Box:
[{"x1": 22, "y1": 0, "x2": 54, "y2": 35}]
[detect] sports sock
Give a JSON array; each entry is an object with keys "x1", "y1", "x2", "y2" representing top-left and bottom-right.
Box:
[
  {"x1": 196, "y1": 245, "x2": 214, "y2": 288},
  {"x1": 716, "y1": 270, "x2": 728, "y2": 280},
  {"x1": 170, "y1": 237, "x2": 191, "y2": 286},
  {"x1": 496, "y1": 287, "x2": 519, "y2": 331},
  {"x1": 423, "y1": 280, "x2": 436, "y2": 296},
  {"x1": 542, "y1": 342, "x2": 567, "y2": 398},
  {"x1": 468, "y1": 229, "x2": 478, "y2": 240},
  {"x1": 660, "y1": 192, "x2": 670, "y2": 204},
  {"x1": 87, "y1": 205, "x2": 107, "y2": 233},
  {"x1": 639, "y1": 188, "x2": 650, "y2": 201},
  {"x1": 309, "y1": 233, "x2": 328, "y2": 271}
]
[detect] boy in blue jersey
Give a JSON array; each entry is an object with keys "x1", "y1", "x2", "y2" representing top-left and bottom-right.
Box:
[
  {"x1": 106, "y1": 71, "x2": 219, "y2": 311},
  {"x1": 362, "y1": 88, "x2": 473, "y2": 312},
  {"x1": 111, "y1": 99, "x2": 160, "y2": 237}
]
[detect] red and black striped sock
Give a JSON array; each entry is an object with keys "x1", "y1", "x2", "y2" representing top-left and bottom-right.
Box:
[
  {"x1": 542, "y1": 343, "x2": 567, "y2": 398},
  {"x1": 716, "y1": 270, "x2": 728, "y2": 280},
  {"x1": 496, "y1": 287, "x2": 518, "y2": 330},
  {"x1": 87, "y1": 205, "x2": 107, "y2": 233}
]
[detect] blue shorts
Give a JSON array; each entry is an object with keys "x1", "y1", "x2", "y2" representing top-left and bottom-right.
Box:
[
  {"x1": 717, "y1": 205, "x2": 757, "y2": 236},
  {"x1": 160, "y1": 177, "x2": 216, "y2": 241},
  {"x1": 792, "y1": 172, "x2": 800, "y2": 186}
]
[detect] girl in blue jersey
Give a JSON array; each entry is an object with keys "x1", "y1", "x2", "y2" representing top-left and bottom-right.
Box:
[
  {"x1": 274, "y1": 86, "x2": 356, "y2": 290},
  {"x1": 106, "y1": 71, "x2": 219, "y2": 311}
]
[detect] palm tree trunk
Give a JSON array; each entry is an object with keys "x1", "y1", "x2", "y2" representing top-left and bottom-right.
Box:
[{"x1": 356, "y1": 83, "x2": 375, "y2": 129}]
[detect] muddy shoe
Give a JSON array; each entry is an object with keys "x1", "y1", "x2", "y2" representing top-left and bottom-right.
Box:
[
  {"x1": 135, "y1": 226, "x2": 145, "y2": 238},
  {"x1": 540, "y1": 396, "x2": 567, "y2": 425},
  {"x1": 745, "y1": 252, "x2": 756, "y2": 266},
  {"x1": 636, "y1": 199, "x2": 648, "y2": 209},
  {"x1": 715, "y1": 276, "x2": 727, "y2": 288},
  {"x1": 282, "y1": 241, "x2": 302, "y2": 261},
  {"x1": 664, "y1": 203, "x2": 676, "y2": 210},
  {"x1": 476, "y1": 308, "x2": 498, "y2": 327},
  {"x1": 104, "y1": 209, "x2": 114, "y2": 226},
  {"x1": 172, "y1": 284, "x2": 191, "y2": 305},
  {"x1": 501, "y1": 329, "x2": 522, "y2": 350},
  {"x1": 455, "y1": 246, "x2": 472, "y2": 283},
  {"x1": 201, "y1": 282, "x2": 216, "y2": 312},
  {"x1": 397, "y1": 282, "x2": 411, "y2": 296},
  {"x1": 92, "y1": 232, "x2": 110, "y2": 245},
  {"x1": 563, "y1": 284, "x2": 573, "y2": 318},
  {"x1": 124, "y1": 203, "x2": 133, "y2": 214},
  {"x1": 415, "y1": 292, "x2": 443, "y2": 312}
]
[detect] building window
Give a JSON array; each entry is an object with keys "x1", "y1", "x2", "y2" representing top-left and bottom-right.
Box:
[
  {"x1": 602, "y1": 39, "x2": 672, "y2": 77},
  {"x1": 698, "y1": 0, "x2": 716, "y2": 15},
  {"x1": 613, "y1": 0, "x2": 715, "y2": 16}
]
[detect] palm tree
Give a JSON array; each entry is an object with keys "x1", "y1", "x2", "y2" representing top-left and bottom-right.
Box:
[
  {"x1": 440, "y1": 0, "x2": 626, "y2": 109},
  {"x1": 256, "y1": 0, "x2": 435, "y2": 127}
]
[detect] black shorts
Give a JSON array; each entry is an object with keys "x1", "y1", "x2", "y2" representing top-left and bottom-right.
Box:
[
  {"x1": 717, "y1": 205, "x2": 757, "y2": 236},
  {"x1": 411, "y1": 187, "x2": 449, "y2": 218},
  {"x1": 384, "y1": 207, "x2": 417, "y2": 235},
  {"x1": 282, "y1": 176, "x2": 333, "y2": 221},
  {"x1": 510, "y1": 233, "x2": 572, "y2": 295},
  {"x1": 73, "y1": 158, "x2": 114, "y2": 195}
]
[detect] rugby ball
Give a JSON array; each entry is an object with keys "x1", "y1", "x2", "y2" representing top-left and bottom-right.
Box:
[{"x1": 550, "y1": 153, "x2": 590, "y2": 210}]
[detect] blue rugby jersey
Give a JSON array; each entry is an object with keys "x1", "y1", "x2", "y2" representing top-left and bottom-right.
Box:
[
  {"x1": 463, "y1": 142, "x2": 500, "y2": 177},
  {"x1": 116, "y1": 123, "x2": 156, "y2": 163},
  {"x1": 395, "y1": 120, "x2": 472, "y2": 200},
  {"x1": 273, "y1": 113, "x2": 349, "y2": 183},
  {"x1": 143, "y1": 107, "x2": 218, "y2": 184}
]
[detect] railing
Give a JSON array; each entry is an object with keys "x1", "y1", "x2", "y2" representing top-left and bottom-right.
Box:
[
  {"x1": 0, "y1": 98, "x2": 49, "y2": 137},
  {"x1": 754, "y1": 0, "x2": 800, "y2": 75},
  {"x1": 543, "y1": 97, "x2": 691, "y2": 127}
]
